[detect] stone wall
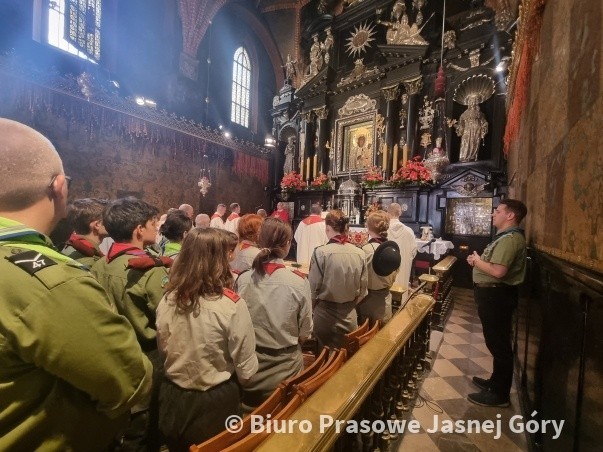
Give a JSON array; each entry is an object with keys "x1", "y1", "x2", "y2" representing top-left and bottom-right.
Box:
[{"x1": 507, "y1": 0, "x2": 603, "y2": 274}]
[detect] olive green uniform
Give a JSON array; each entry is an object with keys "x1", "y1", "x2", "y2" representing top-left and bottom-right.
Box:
[
  {"x1": 61, "y1": 233, "x2": 103, "y2": 268},
  {"x1": 0, "y1": 217, "x2": 153, "y2": 451}
]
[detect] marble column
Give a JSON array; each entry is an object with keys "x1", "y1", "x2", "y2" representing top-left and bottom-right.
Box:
[
  {"x1": 403, "y1": 76, "x2": 423, "y2": 158},
  {"x1": 314, "y1": 106, "x2": 329, "y2": 176},
  {"x1": 382, "y1": 85, "x2": 400, "y2": 178}
]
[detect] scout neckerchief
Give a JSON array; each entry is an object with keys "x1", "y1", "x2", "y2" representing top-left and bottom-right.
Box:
[
  {"x1": 65, "y1": 232, "x2": 103, "y2": 257},
  {"x1": 263, "y1": 262, "x2": 286, "y2": 276},
  {"x1": 328, "y1": 234, "x2": 349, "y2": 245},
  {"x1": 106, "y1": 242, "x2": 147, "y2": 263},
  {"x1": 0, "y1": 217, "x2": 79, "y2": 265}
]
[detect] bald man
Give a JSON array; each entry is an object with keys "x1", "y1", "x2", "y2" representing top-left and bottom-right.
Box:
[
  {"x1": 0, "y1": 119, "x2": 152, "y2": 450},
  {"x1": 178, "y1": 203, "x2": 194, "y2": 219},
  {"x1": 195, "y1": 213, "x2": 211, "y2": 229}
]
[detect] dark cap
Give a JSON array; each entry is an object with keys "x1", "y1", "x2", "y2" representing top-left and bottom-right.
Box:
[{"x1": 373, "y1": 240, "x2": 401, "y2": 276}]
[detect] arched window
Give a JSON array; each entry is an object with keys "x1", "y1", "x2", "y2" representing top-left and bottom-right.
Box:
[
  {"x1": 47, "y1": 0, "x2": 101, "y2": 63},
  {"x1": 231, "y1": 47, "x2": 251, "y2": 128}
]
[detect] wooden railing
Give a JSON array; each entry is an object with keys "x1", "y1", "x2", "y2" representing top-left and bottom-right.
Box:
[{"x1": 256, "y1": 293, "x2": 435, "y2": 451}]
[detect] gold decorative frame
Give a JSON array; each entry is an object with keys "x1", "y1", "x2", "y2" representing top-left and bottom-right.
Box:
[{"x1": 334, "y1": 111, "x2": 377, "y2": 175}]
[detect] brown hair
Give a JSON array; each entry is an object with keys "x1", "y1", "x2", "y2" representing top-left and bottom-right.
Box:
[
  {"x1": 218, "y1": 229, "x2": 238, "y2": 253},
  {"x1": 366, "y1": 210, "x2": 389, "y2": 239},
  {"x1": 238, "y1": 214, "x2": 263, "y2": 242},
  {"x1": 325, "y1": 209, "x2": 349, "y2": 234},
  {"x1": 252, "y1": 218, "x2": 292, "y2": 276},
  {"x1": 68, "y1": 198, "x2": 109, "y2": 234},
  {"x1": 499, "y1": 199, "x2": 528, "y2": 224},
  {"x1": 160, "y1": 210, "x2": 192, "y2": 242},
  {"x1": 165, "y1": 228, "x2": 233, "y2": 312}
]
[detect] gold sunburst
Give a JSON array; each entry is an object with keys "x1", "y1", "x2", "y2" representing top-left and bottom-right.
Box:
[{"x1": 345, "y1": 22, "x2": 376, "y2": 58}]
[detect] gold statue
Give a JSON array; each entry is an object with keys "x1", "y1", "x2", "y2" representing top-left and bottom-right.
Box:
[{"x1": 455, "y1": 95, "x2": 488, "y2": 162}]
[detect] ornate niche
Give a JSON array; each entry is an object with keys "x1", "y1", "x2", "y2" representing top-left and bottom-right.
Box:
[{"x1": 333, "y1": 94, "x2": 378, "y2": 176}]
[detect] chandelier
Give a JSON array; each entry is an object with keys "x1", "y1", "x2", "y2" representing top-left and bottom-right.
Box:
[{"x1": 197, "y1": 154, "x2": 212, "y2": 197}]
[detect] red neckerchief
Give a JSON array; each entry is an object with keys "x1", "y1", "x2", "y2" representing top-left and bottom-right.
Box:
[
  {"x1": 227, "y1": 213, "x2": 240, "y2": 221},
  {"x1": 302, "y1": 215, "x2": 324, "y2": 225},
  {"x1": 240, "y1": 241, "x2": 254, "y2": 250},
  {"x1": 369, "y1": 237, "x2": 386, "y2": 244},
  {"x1": 106, "y1": 243, "x2": 147, "y2": 263},
  {"x1": 329, "y1": 234, "x2": 349, "y2": 245},
  {"x1": 211, "y1": 213, "x2": 222, "y2": 220},
  {"x1": 263, "y1": 263, "x2": 285, "y2": 275},
  {"x1": 66, "y1": 233, "x2": 102, "y2": 257}
]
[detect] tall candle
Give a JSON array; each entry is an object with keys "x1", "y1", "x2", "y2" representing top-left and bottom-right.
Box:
[
  {"x1": 300, "y1": 153, "x2": 305, "y2": 180},
  {"x1": 382, "y1": 144, "x2": 388, "y2": 172},
  {"x1": 306, "y1": 157, "x2": 311, "y2": 180},
  {"x1": 392, "y1": 144, "x2": 399, "y2": 173},
  {"x1": 314, "y1": 154, "x2": 318, "y2": 178},
  {"x1": 402, "y1": 144, "x2": 409, "y2": 167}
]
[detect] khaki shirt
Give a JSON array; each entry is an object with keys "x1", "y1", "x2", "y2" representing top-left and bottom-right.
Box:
[
  {"x1": 0, "y1": 219, "x2": 152, "y2": 451},
  {"x1": 156, "y1": 291, "x2": 258, "y2": 390},
  {"x1": 231, "y1": 240, "x2": 261, "y2": 274},
  {"x1": 473, "y1": 228, "x2": 527, "y2": 285},
  {"x1": 309, "y1": 241, "x2": 368, "y2": 303},
  {"x1": 235, "y1": 259, "x2": 313, "y2": 348},
  {"x1": 91, "y1": 252, "x2": 168, "y2": 350},
  {"x1": 362, "y1": 241, "x2": 398, "y2": 290}
]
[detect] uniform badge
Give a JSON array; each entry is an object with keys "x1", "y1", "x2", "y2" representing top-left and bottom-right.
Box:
[
  {"x1": 161, "y1": 275, "x2": 169, "y2": 288},
  {"x1": 6, "y1": 250, "x2": 57, "y2": 275}
]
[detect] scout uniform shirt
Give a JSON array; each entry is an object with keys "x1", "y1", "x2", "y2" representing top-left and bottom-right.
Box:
[
  {"x1": 473, "y1": 227, "x2": 527, "y2": 285},
  {"x1": 91, "y1": 242, "x2": 171, "y2": 351},
  {"x1": 61, "y1": 232, "x2": 104, "y2": 267},
  {"x1": 156, "y1": 288, "x2": 258, "y2": 390},
  {"x1": 0, "y1": 217, "x2": 153, "y2": 451},
  {"x1": 231, "y1": 240, "x2": 261, "y2": 274}
]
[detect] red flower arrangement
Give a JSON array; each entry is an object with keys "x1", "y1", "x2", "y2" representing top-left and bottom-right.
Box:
[
  {"x1": 310, "y1": 173, "x2": 330, "y2": 190},
  {"x1": 280, "y1": 171, "x2": 307, "y2": 192},
  {"x1": 362, "y1": 166, "x2": 384, "y2": 189},
  {"x1": 389, "y1": 156, "x2": 432, "y2": 187}
]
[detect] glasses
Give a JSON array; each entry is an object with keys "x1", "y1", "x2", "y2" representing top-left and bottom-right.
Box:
[{"x1": 48, "y1": 175, "x2": 72, "y2": 189}]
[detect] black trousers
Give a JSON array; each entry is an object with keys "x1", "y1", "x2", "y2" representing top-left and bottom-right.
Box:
[{"x1": 474, "y1": 285, "x2": 518, "y2": 397}]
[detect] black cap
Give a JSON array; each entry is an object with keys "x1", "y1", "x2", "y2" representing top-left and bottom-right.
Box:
[{"x1": 372, "y1": 240, "x2": 401, "y2": 276}]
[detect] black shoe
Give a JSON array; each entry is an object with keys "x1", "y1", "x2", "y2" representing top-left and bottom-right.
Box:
[
  {"x1": 468, "y1": 390, "x2": 510, "y2": 408},
  {"x1": 472, "y1": 376, "x2": 492, "y2": 391}
]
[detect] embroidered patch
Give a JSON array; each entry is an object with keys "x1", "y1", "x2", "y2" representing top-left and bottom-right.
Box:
[
  {"x1": 6, "y1": 250, "x2": 57, "y2": 275},
  {"x1": 161, "y1": 275, "x2": 169, "y2": 288}
]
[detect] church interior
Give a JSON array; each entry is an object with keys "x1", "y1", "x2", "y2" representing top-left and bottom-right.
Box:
[{"x1": 0, "y1": 0, "x2": 602, "y2": 450}]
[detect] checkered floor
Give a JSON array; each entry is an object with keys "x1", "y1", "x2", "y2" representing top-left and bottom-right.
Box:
[{"x1": 397, "y1": 288, "x2": 529, "y2": 451}]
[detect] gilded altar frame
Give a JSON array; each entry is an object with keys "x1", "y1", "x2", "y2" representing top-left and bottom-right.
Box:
[{"x1": 334, "y1": 111, "x2": 377, "y2": 176}]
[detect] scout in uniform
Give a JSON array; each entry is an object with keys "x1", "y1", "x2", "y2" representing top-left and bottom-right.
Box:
[
  {"x1": 309, "y1": 209, "x2": 368, "y2": 349},
  {"x1": 357, "y1": 210, "x2": 400, "y2": 324},
  {"x1": 230, "y1": 213, "x2": 262, "y2": 274},
  {"x1": 467, "y1": 199, "x2": 528, "y2": 408},
  {"x1": 91, "y1": 197, "x2": 171, "y2": 450},
  {"x1": 235, "y1": 217, "x2": 313, "y2": 407},
  {"x1": 159, "y1": 209, "x2": 192, "y2": 259},
  {"x1": 157, "y1": 228, "x2": 258, "y2": 450},
  {"x1": 0, "y1": 118, "x2": 152, "y2": 451},
  {"x1": 61, "y1": 197, "x2": 109, "y2": 267}
]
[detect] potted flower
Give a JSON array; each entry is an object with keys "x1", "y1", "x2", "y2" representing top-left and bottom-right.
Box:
[
  {"x1": 361, "y1": 166, "x2": 384, "y2": 190},
  {"x1": 389, "y1": 156, "x2": 432, "y2": 187},
  {"x1": 310, "y1": 173, "x2": 330, "y2": 190},
  {"x1": 280, "y1": 171, "x2": 306, "y2": 199}
]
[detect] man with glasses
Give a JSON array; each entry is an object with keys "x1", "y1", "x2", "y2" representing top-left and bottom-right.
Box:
[{"x1": 0, "y1": 118, "x2": 153, "y2": 450}]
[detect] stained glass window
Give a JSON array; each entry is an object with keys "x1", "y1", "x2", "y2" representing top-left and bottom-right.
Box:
[
  {"x1": 47, "y1": 0, "x2": 101, "y2": 63},
  {"x1": 231, "y1": 47, "x2": 250, "y2": 128}
]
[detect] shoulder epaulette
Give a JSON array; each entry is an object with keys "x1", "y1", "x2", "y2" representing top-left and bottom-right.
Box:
[
  {"x1": 127, "y1": 255, "x2": 173, "y2": 271},
  {"x1": 223, "y1": 288, "x2": 240, "y2": 303},
  {"x1": 292, "y1": 269, "x2": 307, "y2": 279},
  {"x1": 6, "y1": 250, "x2": 57, "y2": 275}
]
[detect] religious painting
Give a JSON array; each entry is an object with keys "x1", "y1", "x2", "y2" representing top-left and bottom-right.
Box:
[{"x1": 334, "y1": 112, "x2": 377, "y2": 175}]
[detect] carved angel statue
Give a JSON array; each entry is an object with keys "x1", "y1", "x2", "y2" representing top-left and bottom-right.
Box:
[
  {"x1": 377, "y1": 6, "x2": 428, "y2": 46},
  {"x1": 283, "y1": 136, "x2": 296, "y2": 174},
  {"x1": 455, "y1": 95, "x2": 488, "y2": 162},
  {"x1": 321, "y1": 28, "x2": 334, "y2": 65},
  {"x1": 307, "y1": 34, "x2": 324, "y2": 77},
  {"x1": 283, "y1": 53, "x2": 297, "y2": 82}
]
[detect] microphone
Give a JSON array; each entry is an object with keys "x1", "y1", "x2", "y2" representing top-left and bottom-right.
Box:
[{"x1": 419, "y1": 238, "x2": 436, "y2": 251}]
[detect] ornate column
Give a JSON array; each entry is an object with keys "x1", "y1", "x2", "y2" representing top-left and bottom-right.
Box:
[
  {"x1": 300, "y1": 111, "x2": 315, "y2": 182},
  {"x1": 314, "y1": 106, "x2": 329, "y2": 176},
  {"x1": 403, "y1": 76, "x2": 423, "y2": 158},
  {"x1": 382, "y1": 85, "x2": 400, "y2": 178}
]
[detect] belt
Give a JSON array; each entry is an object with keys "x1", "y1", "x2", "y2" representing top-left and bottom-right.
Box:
[
  {"x1": 474, "y1": 282, "x2": 509, "y2": 288},
  {"x1": 256, "y1": 344, "x2": 299, "y2": 356}
]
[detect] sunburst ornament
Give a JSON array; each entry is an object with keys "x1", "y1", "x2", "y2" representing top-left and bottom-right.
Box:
[{"x1": 345, "y1": 21, "x2": 376, "y2": 58}]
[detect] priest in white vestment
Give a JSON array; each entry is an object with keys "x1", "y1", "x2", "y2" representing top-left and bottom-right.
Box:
[
  {"x1": 224, "y1": 203, "x2": 241, "y2": 236},
  {"x1": 387, "y1": 203, "x2": 417, "y2": 295},
  {"x1": 294, "y1": 204, "x2": 328, "y2": 266}
]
